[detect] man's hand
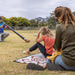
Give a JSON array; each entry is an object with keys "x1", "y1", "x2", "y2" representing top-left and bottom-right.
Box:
[
  {"x1": 3, "y1": 23, "x2": 5, "y2": 26},
  {"x1": 25, "y1": 39, "x2": 30, "y2": 43}
]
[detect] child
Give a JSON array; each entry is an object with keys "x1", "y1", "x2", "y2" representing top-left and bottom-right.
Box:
[
  {"x1": 26, "y1": 27, "x2": 55, "y2": 57},
  {"x1": 0, "y1": 16, "x2": 9, "y2": 42}
]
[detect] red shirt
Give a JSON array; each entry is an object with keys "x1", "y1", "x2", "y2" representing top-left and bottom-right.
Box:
[{"x1": 41, "y1": 35, "x2": 55, "y2": 55}]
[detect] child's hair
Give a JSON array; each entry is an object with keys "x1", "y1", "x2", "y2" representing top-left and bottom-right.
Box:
[
  {"x1": 54, "y1": 6, "x2": 75, "y2": 28},
  {"x1": 40, "y1": 27, "x2": 54, "y2": 37}
]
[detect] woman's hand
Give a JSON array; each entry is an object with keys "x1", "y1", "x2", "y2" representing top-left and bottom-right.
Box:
[
  {"x1": 38, "y1": 29, "x2": 41, "y2": 34},
  {"x1": 36, "y1": 29, "x2": 42, "y2": 42},
  {"x1": 53, "y1": 48, "x2": 58, "y2": 55}
]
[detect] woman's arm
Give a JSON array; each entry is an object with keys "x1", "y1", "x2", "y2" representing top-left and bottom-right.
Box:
[
  {"x1": 53, "y1": 25, "x2": 62, "y2": 50},
  {"x1": 36, "y1": 30, "x2": 42, "y2": 42}
]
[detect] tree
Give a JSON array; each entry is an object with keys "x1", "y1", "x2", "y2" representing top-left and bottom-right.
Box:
[
  {"x1": 73, "y1": 11, "x2": 75, "y2": 16},
  {"x1": 38, "y1": 22, "x2": 46, "y2": 27},
  {"x1": 29, "y1": 19, "x2": 38, "y2": 27},
  {"x1": 47, "y1": 11, "x2": 58, "y2": 29},
  {"x1": 3, "y1": 17, "x2": 9, "y2": 25},
  {"x1": 47, "y1": 16, "x2": 56, "y2": 29},
  {"x1": 8, "y1": 17, "x2": 30, "y2": 27}
]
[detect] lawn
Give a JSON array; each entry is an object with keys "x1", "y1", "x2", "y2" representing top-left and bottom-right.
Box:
[{"x1": 0, "y1": 30, "x2": 75, "y2": 75}]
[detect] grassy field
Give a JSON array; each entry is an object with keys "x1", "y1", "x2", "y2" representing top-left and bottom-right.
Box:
[{"x1": 0, "y1": 30, "x2": 75, "y2": 75}]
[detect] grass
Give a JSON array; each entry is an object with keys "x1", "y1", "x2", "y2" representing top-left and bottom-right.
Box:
[{"x1": 0, "y1": 30, "x2": 75, "y2": 75}]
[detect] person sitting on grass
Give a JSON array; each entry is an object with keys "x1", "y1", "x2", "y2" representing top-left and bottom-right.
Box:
[
  {"x1": 0, "y1": 16, "x2": 9, "y2": 42},
  {"x1": 26, "y1": 27, "x2": 55, "y2": 58},
  {"x1": 26, "y1": 6, "x2": 75, "y2": 71}
]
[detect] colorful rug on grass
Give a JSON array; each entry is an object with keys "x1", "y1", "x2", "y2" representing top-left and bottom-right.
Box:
[{"x1": 14, "y1": 53, "x2": 47, "y2": 65}]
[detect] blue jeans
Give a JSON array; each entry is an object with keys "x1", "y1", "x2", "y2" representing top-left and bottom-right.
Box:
[{"x1": 55, "y1": 55, "x2": 75, "y2": 71}]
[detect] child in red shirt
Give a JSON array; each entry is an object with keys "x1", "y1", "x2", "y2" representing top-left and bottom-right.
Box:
[{"x1": 26, "y1": 27, "x2": 55, "y2": 57}]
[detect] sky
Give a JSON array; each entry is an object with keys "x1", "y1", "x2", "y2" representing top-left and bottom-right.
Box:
[{"x1": 0, "y1": 0, "x2": 75, "y2": 19}]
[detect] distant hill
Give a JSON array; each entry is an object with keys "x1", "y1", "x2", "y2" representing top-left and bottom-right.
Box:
[{"x1": 35, "y1": 17, "x2": 49, "y2": 23}]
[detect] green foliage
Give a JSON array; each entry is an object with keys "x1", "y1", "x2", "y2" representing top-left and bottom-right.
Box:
[
  {"x1": 3, "y1": 17, "x2": 9, "y2": 25},
  {"x1": 73, "y1": 12, "x2": 75, "y2": 16},
  {"x1": 47, "y1": 11, "x2": 58, "y2": 29},
  {"x1": 2, "y1": 15, "x2": 56, "y2": 28},
  {"x1": 30, "y1": 19, "x2": 46, "y2": 27},
  {"x1": 38, "y1": 22, "x2": 46, "y2": 27},
  {"x1": 47, "y1": 16, "x2": 56, "y2": 29},
  {"x1": 3, "y1": 16, "x2": 31, "y2": 27},
  {"x1": 29, "y1": 19, "x2": 38, "y2": 27}
]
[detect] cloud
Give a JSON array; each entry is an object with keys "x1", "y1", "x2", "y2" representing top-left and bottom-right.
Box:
[{"x1": 0, "y1": 0, "x2": 75, "y2": 19}]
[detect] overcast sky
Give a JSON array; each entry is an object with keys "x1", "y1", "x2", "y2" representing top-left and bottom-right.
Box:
[{"x1": 0, "y1": 0, "x2": 75, "y2": 19}]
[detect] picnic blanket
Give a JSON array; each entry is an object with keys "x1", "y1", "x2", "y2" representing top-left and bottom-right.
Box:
[{"x1": 14, "y1": 53, "x2": 47, "y2": 65}]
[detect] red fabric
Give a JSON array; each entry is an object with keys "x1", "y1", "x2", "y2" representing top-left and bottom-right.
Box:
[{"x1": 41, "y1": 35, "x2": 55, "y2": 55}]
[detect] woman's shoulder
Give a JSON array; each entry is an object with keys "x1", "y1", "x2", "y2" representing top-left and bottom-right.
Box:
[
  {"x1": 56, "y1": 24, "x2": 64, "y2": 28},
  {"x1": 56, "y1": 24, "x2": 65, "y2": 31},
  {"x1": 46, "y1": 35, "x2": 55, "y2": 40},
  {"x1": 41, "y1": 35, "x2": 49, "y2": 39},
  {"x1": 41, "y1": 35, "x2": 46, "y2": 39},
  {"x1": 41, "y1": 35, "x2": 46, "y2": 37}
]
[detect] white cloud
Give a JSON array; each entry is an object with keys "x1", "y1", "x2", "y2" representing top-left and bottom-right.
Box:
[{"x1": 0, "y1": 0, "x2": 75, "y2": 19}]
